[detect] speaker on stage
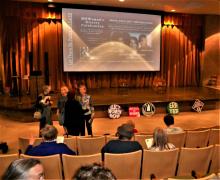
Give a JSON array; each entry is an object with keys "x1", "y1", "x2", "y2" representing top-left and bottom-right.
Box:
[
  {"x1": 44, "y1": 52, "x2": 49, "y2": 85},
  {"x1": 29, "y1": 52, "x2": 33, "y2": 74}
]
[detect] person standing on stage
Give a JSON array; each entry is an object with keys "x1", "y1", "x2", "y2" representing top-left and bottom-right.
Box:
[
  {"x1": 76, "y1": 84, "x2": 95, "y2": 136},
  {"x1": 36, "y1": 85, "x2": 53, "y2": 133},
  {"x1": 57, "y1": 86, "x2": 69, "y2": 135},
  {"x1": 64, "y1": 91, "x2": 85, "y2": 136}
]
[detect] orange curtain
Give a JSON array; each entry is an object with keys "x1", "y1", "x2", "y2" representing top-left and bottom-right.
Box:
[{"x1": 0, "y1": 2, "x2": 204, "y2": 93}]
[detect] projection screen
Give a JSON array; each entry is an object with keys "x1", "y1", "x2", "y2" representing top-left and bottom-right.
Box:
[{"x1": 62, "y1": 8, "x2": 161, "y2": 71}]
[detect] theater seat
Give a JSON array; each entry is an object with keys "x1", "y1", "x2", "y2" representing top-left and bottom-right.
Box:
[
  {"x1": 77, "y1": 136, "x2": 105, "y2": 155},
  {"x1": 185, "y1": 129, "x2": 210, "y2": 148},
  {"x1": 208, "y1": 129, "x2": 220, "y2": 145},
  {"x1": 62, "y1": 153, "x2": 102, "y2": 179},
  {"x1": 167, "y1": 132, "x2": 186, "y2": 148},
  {"x1": 104, "y1": 150, "x2": 142, "y2": 179},
  {"x1": 177, "y1": 146, "x2": 213, "y2": 177},
  {"x1": 18, "y1": 137, "x2": 42, "y2": 154},
  {"x1": 63, "y1": 136, "x2": 77, "y2": 152},
  {"x1": 168, "y1": 173, "x2": 217, "y2": 180},
  {"x1": 134, "y1": 134, "x2": 153, "y2": 149},
  {"x1": 0, "y1": 154, "x2": 19, "y2": 178},
  {"x1": 142, "y1": 149, "x2": 179, "y2": 179},
  {"x1": 20, "y1": 154, "x2": 62, "y2": 179},
  {"x1": 209, "y1": 144, "x2": 220, "y2": 173}
]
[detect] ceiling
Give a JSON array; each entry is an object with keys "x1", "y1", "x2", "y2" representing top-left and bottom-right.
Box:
[{"x1": 16, "y1": 0, "x2": 220, "y2": 15}]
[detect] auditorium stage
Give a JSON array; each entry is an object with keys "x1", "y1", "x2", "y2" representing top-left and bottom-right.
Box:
[{"x1": 0, "y1": 87, "x2": 219, "y2": 119}]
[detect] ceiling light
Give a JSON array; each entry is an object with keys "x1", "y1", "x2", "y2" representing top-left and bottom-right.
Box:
[
  {"x1": 119, "y1": 0, "x2": 125, "y2": 2},
  {"x1": 171, "y1": 9, "x2": 176, "y2": 12},
  {"x1": 48, "y1": 0, "x2": 53, "y2": 2}
]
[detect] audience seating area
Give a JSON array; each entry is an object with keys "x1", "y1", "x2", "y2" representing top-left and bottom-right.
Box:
[
  {"x1": 0, "y1": 145, "x2": 219, "y2": 179},
  {"x1": 0, "y1": 127, "x2": 219, "y2": 179}
]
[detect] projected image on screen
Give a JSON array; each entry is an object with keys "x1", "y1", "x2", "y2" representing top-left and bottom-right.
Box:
[{"x1": 62, "y1": 8, "x2": 161, "y2": 71}]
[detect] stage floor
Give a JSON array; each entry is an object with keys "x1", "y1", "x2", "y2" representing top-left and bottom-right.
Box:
[
  {"x1": 90, "y1": 87, "x2": 220, "y2": 106},
  {"x1": 0, "y1": 87, "x2": 219, "y2": 109}
]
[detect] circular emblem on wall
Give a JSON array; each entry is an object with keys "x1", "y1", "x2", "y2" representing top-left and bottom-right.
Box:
[
  {"x1": 142, "y1": 102, "x2": 156, "y2": 116},
  {"x1": 108, "y1": 104, "x2": 122, "y2": 119},
  {"x1": 167, "y1": 102, "x2": 179, "y2": 115}
]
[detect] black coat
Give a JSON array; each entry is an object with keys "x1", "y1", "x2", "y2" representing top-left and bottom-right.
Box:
[{"x1": 64, "y1": 99, "x2": 85, "y2": 135}]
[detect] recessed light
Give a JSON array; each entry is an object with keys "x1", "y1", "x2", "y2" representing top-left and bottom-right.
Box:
[
  {"x1": 48, "y1": 0, "x2": 53, "y2": 2},
  {"x1": 171, "y1": 9, "x2": 176, "y2": 12},
  {"x1": 119, "y1": 0, "x2": 125, "y2": 2}
]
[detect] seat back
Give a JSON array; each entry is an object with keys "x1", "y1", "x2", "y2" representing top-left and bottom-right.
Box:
[
  {"x1": 167, "y1": 132, "x2": 186, "y2": 148},
  {"x1": 20, "y1": 154, "x2": 62, "y2": 179},
  {"x1": 62, "y1": 153, "x2": 102, "y2": 180},
  {"x1": 18, "y1": 137, "x2": 42, "y2": 153},
  {"x1": 104, "y1": 150, "x2": 142, "y2": 179},
  {"x1": 77, "y1": 136, "x2": 105, "y2": 155},
  {"x1": 64, "y1": 136, "x2": 77, "y2": 152},
  {"x1": 142, "y1": 149, "x2": 179, "y2": 179},
  {"x1": 208, "y1": 129, "x2": 220, "y2": 145},
  {"x1": 185, "y1": 130, "x2": 210, "y2": 148},
  {"x1": 0, "y1": 154, "x2": 19, "y2": 178},
  {"x1": 134, "y1": 134, "x2": 152, "y2": 149},
  {"x1": 168, "y1": 173, "x2": 217, "y2": 180},
  {"x1": 209, "y1": 144, "x2": 220, "y2": 173},
  {"x1": 177, "y1": 146, "x2": 213, "y2": 177}
]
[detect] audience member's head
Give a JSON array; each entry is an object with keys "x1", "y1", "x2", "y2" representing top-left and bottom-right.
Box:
[
  {"x1": 73, "y1": 163, "x2": 116, "y2": 180},
  {"x1": 2, "y1": 158, "x2": 44, "y2": 180},
  {"x1": 164, "y1": 114, "x2": 174, "y2": 127},
  {"x1": 152, "y1": 128, "x2": 168, "y2": 150},
  {"x1": 116, "y1": 123, "x2": 134, "y2": 140},
  {"x1": 40, "y1": 125, "x2": 58, "y2": 141},
  {"x1": 127, "y1": 120, "x2": 135, "y2": 128},
  {"x1": 60, "y1": 86, "x2": 69, "y2": 96}
]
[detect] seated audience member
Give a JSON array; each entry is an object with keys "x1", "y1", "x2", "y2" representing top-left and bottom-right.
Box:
[
  {"x1": 73, "y1": 163, "x2": 116, "y2": 180},
  {"x1": 101, "y1": 124, "x2": 142, "y2": 158},
  {"x1": 25, "y1": 125, "x2": 76, "y2": 156},
  {"x1": 2, "y1": 158, "x2": 44, "y2": 180},
  {"x1": 164, "y1": 114, "x2": 183, "y2": 134},
  {"x1": 149, "y1": 128, "x2": 175, "y2": 151}
]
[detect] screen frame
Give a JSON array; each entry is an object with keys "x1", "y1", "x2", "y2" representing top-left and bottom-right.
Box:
[{"x1": 61, "y1": 4, "x2": 164, "y2": 72}]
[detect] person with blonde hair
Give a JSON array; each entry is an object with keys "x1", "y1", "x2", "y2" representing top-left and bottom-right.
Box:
[
  {"x1": 25, "y1": 125, "x2": 76, "y2": 156},
  {"x1": 149, "y1": 128, "x2": 175, "y2": 151},
  {"x1": 36, "y1": 85, "x2": 53, "y2": 134},
  {"x1": 57, "y1": 86, "x2": 69, "y2": 134}
]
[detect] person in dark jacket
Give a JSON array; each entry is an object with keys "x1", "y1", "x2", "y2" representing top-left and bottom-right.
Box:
[
  {"x1": 25, "y1": 125, "x2": 75, "y2": 156},
  {"x1": 64, "y1": 91, "x2": 86, "y2": 136},
  {"x1": 101, "y1": 123, "x2": 142, "y2": 160}
]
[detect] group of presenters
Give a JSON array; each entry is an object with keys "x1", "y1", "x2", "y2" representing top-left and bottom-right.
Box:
[{"x1": 36, "y1": 84, "x2": 94, "y2": 136}]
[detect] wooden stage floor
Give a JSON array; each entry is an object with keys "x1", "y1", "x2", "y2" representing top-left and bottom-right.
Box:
[
  {"x1": 0, "y1": 87, "x2": 219, "y2": 108},
  {"x1": 0, "y1": 87, "x2": 219, "y2": 118}
]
